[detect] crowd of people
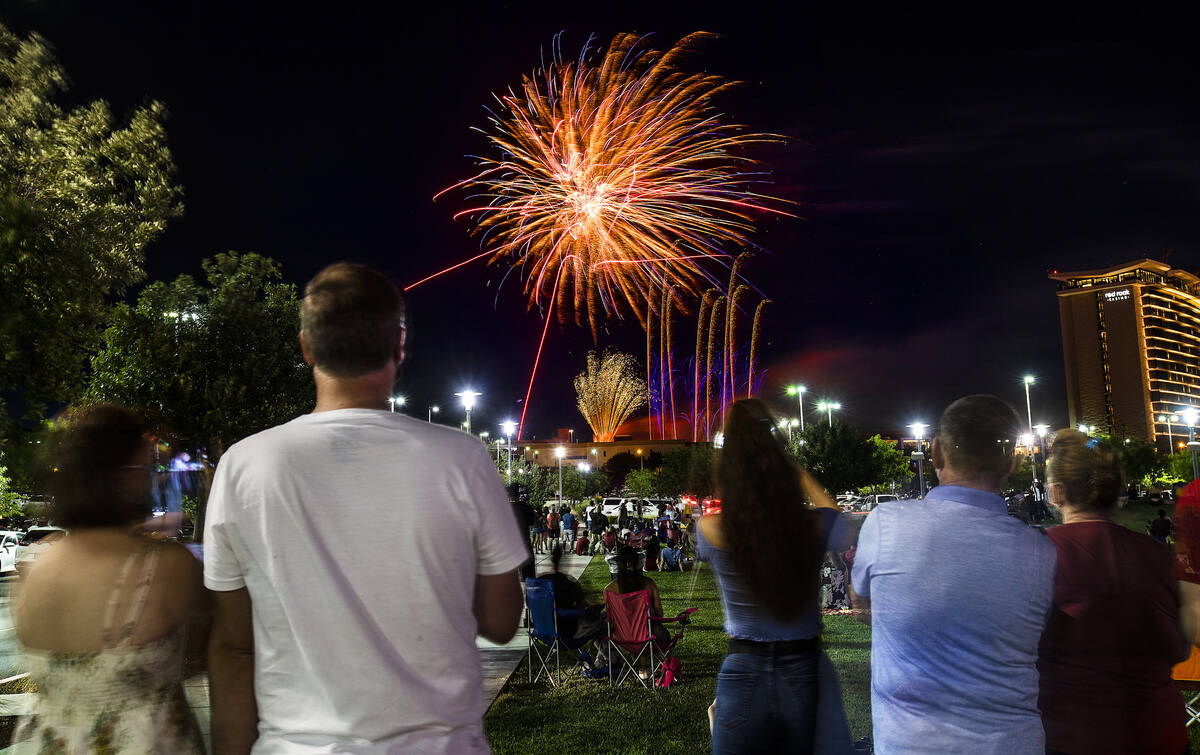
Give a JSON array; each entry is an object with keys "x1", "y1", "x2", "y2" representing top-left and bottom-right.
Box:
[{"x1": 8, "y1": 261, "x2": 1200, "y2": 755}]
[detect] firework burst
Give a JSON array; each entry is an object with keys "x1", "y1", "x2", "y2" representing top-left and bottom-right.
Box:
[
  {"x1": 575, "y1": 350, "x2": 648, "y2": 442},
  {"x1": 441, "y1": 31, "x2": 789, "y2": 332}
]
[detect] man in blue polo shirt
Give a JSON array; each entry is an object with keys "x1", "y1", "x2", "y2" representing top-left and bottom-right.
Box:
[{"x1": 851, "y1": 395, "x2": 1056, "y2": 754}]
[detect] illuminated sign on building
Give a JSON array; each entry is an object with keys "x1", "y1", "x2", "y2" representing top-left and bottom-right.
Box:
[{"x1": 1103, "y1": 289, "x2": 1132, "y2": 302}]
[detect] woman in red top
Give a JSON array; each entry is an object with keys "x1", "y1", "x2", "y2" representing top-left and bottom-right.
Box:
[{"x1": 1038, "y1": 429, "x2": 1189, "y2": 754}]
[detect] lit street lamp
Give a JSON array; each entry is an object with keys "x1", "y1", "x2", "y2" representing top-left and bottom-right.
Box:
[
  {"x1": 636, "y1": 448, "x2": 644, "y2": 470},
  {"x1": 579, "y1": 463, "x2": 591, "y2": 474},
  {"x1": 501, "y1": 420, "x2": 517, "y2": 480},
  {"x1": 1022, "y1": 375, "x2": 1036, "y2": 435},
  {"x1": 428, "y1": 405, "x2": 439, "y2": 423},
  {"x1": 1033, "y1": 424, "x2": 1049, "y2": 498},
  {"x1": 817, "y1": 401, "x2": 841, "y2": 427},
  {"x1": 786, "y1": 384, "x2": 807, "y2": 434},
  {"x1": 389, "y1": 395, "x2": 406, "y2": 413},
  {"x1": 455, "y1": 390, "x2": 481, "y2": 435},
  {"x1": 555, "y1": 446, "x2": 566, "y2": 502},
  {"x1": 569, "y1": 429, "x2": 575, "y2": 444},
  {"x1": 1078, "y1": 423, "x2": 1095, "y2": 435},
  {"x1": 1183, "y1": 407, "x2": 1200, "y2": 481},
  {"x1": 908, "y1": 422, "x2": 929, "y2": 499}
]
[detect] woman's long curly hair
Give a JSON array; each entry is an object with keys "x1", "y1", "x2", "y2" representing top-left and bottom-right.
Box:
[{"x1": 715, "y1": 398, "x2": 825, "y2": 619}]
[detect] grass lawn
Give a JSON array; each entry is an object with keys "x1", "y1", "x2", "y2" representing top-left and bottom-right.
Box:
[{"x1": 484, "y1": 556, "x2": 873, "y2": 754}]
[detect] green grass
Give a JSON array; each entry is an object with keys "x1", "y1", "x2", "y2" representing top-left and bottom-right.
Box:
[{"x1": 484, "y1": 557, "x2": 873, "y2": 754}]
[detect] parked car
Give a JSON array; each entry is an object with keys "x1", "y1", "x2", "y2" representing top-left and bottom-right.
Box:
[
  {"x1": 701, "y1": 498, "x2": 723, "y2": 516},
  {"x1": 599, "y1": 497, "x2": 626, "y2": 518},
  {"x1": 16, "y1": 526, "x2": 67, "y2": 577},
  {"x1": 0, "y1": 531, "x2": 22, "y2": 575}
]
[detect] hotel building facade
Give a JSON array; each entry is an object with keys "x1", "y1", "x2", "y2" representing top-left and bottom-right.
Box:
[{"x1": 1052, "y1": 259, "x2": 1200, "y2": 450}]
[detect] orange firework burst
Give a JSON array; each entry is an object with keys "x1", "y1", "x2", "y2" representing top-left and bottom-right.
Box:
[{"x1": 441, "y1": 31, "x2": 789, "y2": 332}]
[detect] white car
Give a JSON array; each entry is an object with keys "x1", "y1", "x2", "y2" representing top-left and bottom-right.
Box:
[
  {"x1": 0, "y1": 531, "x2": 21, "y2": 574},
  {"x1": 15, "y1": 526, "x2": 67, "y2": 576}
]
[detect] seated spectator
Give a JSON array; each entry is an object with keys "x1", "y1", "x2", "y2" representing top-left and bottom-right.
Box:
[
  {"x1": 604, "y1": 546, "x2": 669, "y2": 646},
  {"x1": 644, "y1": 537, "x2": 660, "y2": 572},
  {"x1": 574, "y1": 531, "x2": 590, "y2": 556},
  {"x1": 537, "y1": 544, "x2": 602, "y2": 640},
  {"x1": 601, "y1": 527, "x2": 617, "y2": 554},
  {"x1": 606, "y1": 535, "x2": 645, "y2": 578},
  {"x1": 657, "y1": 521, "x2": 669, "y2": 544},
  {"x1": 630, "y1": 527, "x2": 645, "y2": 549},
  {"x1": 661, "y1": 543, "x2": 681, "y2": 572},
  {"x1": 1039, "y1": 430, "x2": 1188, "y2": 754},
  {"x1": 1149, "y1": 509, "x2": 1173, "y2": 545}
]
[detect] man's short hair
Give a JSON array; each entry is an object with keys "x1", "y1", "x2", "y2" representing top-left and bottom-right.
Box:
[
  {"x1": 937, "y1": 395, "x2": 1022, "y2": 483},
  {"x1": 300, "y1": 263, "x2": 404, "y2": 378}
]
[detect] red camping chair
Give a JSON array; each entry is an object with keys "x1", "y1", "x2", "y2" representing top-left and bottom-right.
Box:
[
  {"x1": 604, "y1": 589, "x2": 697, "y2": 688},
  {"x1": 1173, "y1": 644, "x2": 1200, "y2": 728}
]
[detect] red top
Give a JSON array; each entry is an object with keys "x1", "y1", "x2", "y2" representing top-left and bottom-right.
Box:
[
  {"x1": 1173, "y1": 480, "x2": 1200, "y2": 583},
  {"x1": 1038, "y1": 521, "x2": 1186, "y2": 754}
]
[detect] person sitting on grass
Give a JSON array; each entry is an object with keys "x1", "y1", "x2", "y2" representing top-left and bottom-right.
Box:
[
  {"x1": 574, "y1": 531, "x2": 590, "y2": 556},
  {"x1": 1149, "y1": 508, "x2": 1173, "y2": 545},
  {"x1": 606, "y1": 535, "x2": 645, "y2": 578},
  {"x1": 644, "y1": 536, "x2": 661, "y2": 572},
  {"x1": 604, "y1": 546, "x2": 670, "y2": 647},
  {"x1": 600, "y1": 526, "x2": 618, "y2": 555},
  {"x1": 661, "y1": 541, "x2": 681, "y2": 572}
]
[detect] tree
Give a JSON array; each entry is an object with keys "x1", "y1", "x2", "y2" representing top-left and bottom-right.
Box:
[
  {"x1": 88, "y1": 253, "x2": 312, "y2": 455},
  {"x1": 603, "y1": 450, "x2": 663, "y2": 491},
  {"x1": 866, "y1": 435, "x2": 912, "y2": 493},
  {"x1": 625, "y1": 468, "x2": 657, "y2": 498},
  {"x1": 788, "y1": 420, "x2": 877, "y2": 495},
  {"x1": 0, "y1": 24, "x2": 182, "y2": 427},
  {"x1": 656, "y1": 444, "x2": 716, "y2": 497},
  {"x1": 575, "y1": 350, "x2": 647, "y2": 442},
  {"x1": 0, "y1": 464, "x2": 23, "y2": 519}
]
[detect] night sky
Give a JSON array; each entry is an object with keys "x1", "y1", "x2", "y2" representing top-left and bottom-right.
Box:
[{"x1": 6, "y1": 1, "x2": 1199, "y2": 439}]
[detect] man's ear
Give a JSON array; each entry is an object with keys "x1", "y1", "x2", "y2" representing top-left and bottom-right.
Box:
[
  {"x1": 299, "y1": 330, "x2": 315, "y2": 366},
  {"x1": 930, "y1": 435, "x2": 945, "y2": 470},
  {"x1": 395, "y1": 325, "x2": 407, "y2": 366}
]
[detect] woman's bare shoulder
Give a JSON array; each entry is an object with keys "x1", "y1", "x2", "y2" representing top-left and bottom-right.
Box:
[{"x1": 698, "y1": 515, "x2": 726, "y2": 548}]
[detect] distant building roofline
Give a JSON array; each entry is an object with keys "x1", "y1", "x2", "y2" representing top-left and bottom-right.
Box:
[{"x1": 1049, "y1": 258, "x2": 1199, "y2": 286}]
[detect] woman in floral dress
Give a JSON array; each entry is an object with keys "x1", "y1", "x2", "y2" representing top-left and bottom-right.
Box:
[{"x1": 13, "y1": 405, "x2": 207, "y2": 753}]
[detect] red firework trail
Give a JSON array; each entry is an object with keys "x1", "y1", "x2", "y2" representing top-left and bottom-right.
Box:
[
  {"x1": 517, "y1": 260, "x2": 574, "y2": 440},
  {"x1": 403, "y1": 250, "x2": 493, "y2": 291}
]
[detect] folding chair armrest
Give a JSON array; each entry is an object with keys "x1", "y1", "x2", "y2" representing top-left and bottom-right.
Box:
[{"x1": 651, "y1": 607, "x2": 699, "y2": 624}]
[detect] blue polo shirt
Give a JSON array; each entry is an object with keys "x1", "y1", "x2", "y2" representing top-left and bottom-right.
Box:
[{"x1": 851, "y1": 485, "x2": 1056, "y2": 754}]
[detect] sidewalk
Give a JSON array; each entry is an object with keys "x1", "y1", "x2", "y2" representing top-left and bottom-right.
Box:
[{"x1": 477, "y1": 548, "x2": 594, "y2": 709}]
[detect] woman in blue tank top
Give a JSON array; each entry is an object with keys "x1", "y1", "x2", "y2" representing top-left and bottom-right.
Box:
[{"x1": 697, "y1": 399, "x2": 852, "y2": 754}]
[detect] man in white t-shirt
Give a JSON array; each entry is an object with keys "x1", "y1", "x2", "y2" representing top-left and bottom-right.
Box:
[{"x1": 205, "y1": 263, "x2": 527, "y2": 754}]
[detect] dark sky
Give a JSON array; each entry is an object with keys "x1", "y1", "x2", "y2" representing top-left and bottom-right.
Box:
[{"x1": 6, "y1": 1, "x2": 1199, "y2": 438}]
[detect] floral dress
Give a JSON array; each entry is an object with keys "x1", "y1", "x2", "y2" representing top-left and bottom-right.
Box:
[{"x1": 13, "y1": 542, "x2": 204, "y2": 754}]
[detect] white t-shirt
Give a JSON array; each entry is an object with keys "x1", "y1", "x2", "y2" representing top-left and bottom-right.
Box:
[{"x1": 203, "y1": 409, "x2": 528, "y2": 754}]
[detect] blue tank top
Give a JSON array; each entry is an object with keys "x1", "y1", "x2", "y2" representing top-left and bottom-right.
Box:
[{"x1": 696, "y1": 507, "x2": 847, "y2": 641}]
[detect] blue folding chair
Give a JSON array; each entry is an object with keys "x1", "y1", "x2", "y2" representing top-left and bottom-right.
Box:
[{"x1": 525, "y1": 578, "x2": 606, "y2": 686}]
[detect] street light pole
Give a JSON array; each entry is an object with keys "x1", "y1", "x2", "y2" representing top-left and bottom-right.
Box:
[
  {"x1": 908, "y1": 423, "x2": 928, "y2": 499},
  {"x1": 1158, "y1": 414, "x2": 1180, "y2": 453},
  {"x1": 1033, "y1": 424, "x2": 1049, "y2": 499},
  {"x1": 817, "y1": 401, "x2": 841, "y2": 427},
  {"x1": 428, "y1": 405, "x2": 439, "y2": 423},
  {"x1": 1022, "y1": 375, "x2": 1035, "y2": 436},
  {"x1": 455, "y1": 390, "x2": 480, "y2": 435},
  {"x1": 555, "y1": 446, "x2": 565, "y2": 503},
  {"x1": 389, "y1": 395, "x2": 406, "y2": 413},
  {"x1": 637, "y1": 449, "x2": 644, "y2": 471},
  {"x1": 501, "y1": 420, "x2": 516, "y2": 482},
  {"x1": 787, "y1": 384, "x2": 807, "y2": 435}
]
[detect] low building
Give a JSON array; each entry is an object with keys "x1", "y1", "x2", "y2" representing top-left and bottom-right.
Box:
[{"x1": 519, "y1": 439, "x2": 692, "y2": 469}]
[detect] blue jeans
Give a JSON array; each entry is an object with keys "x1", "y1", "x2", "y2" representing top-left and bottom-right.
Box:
[{"x1": 712, "y1": 652, "x2": 819, "y2": 754}]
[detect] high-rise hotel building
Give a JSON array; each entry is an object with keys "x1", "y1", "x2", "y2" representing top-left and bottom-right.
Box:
[{"x1": 1052, "y1": 259, "x2": 1200, "y2": 449}]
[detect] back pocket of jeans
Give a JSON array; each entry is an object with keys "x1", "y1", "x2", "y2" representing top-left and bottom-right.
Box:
[{"x1": 715, "y1": 671, "x2": 757, "y2": 729}]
